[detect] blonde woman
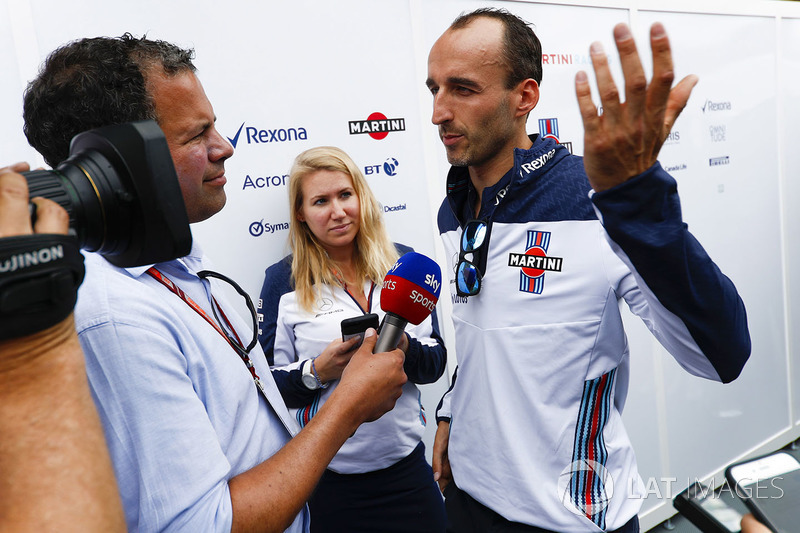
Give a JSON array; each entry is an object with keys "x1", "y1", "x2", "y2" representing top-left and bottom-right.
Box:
[{"x1": 257, "y1": 146, "x2": 447, "y2": 532}]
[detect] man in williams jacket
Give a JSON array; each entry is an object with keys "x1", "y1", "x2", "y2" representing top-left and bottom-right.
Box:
[{"x1": 426, "y1": 8, "x2": 750, "y2": 533}]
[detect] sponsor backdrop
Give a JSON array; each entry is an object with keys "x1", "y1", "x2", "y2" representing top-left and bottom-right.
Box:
[{"x1": 2, "y1": 0, "x2": 799, "y2": 527}]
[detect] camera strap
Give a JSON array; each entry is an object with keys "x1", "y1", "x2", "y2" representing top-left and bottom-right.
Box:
[
  {"x1": 145, "y1": 267, "x2": 267, "y2": 392},
  {"x1": 146, "y1": 267, "x2": 297, "y2": 436},
  {"x1": 0, "y1": 234, "x2": 85, "y2": 341}
]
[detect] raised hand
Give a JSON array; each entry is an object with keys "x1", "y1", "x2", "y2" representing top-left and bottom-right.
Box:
[{"x1": 575, "y1": 23, "x2": 698, "y2": 192}]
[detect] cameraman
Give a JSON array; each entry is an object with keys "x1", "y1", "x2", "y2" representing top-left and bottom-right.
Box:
[{"x1": 0, "y1": 163, "x2": 125, "y2": 532}]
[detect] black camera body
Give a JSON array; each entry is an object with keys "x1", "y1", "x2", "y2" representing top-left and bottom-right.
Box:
[
  {"x1": 0, "y1": 120, "x2": 191, "y2": 341},
  {"x1": 24, "y1": 119, "x2": 191, "y2": 267}
]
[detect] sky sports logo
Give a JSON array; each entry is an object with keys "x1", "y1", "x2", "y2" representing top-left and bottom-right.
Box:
[
  {"x1": 349, "y1": 112, "x2": 406, "y2": 140},
  {"x1": 227, "y1": 122, "x2": 308, "y2": 148}
]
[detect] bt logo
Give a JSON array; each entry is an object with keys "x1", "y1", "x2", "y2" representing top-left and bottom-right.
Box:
[{"x1": 365, "y1": 157, "x2": 400, "y2": 176}]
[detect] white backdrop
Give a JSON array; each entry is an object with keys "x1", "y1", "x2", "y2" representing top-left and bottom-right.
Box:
[
  {"x1": 782, "y1": 16, "x2": 800, "y2": 429},
  {"x1": 3, "y1": 0, "x2": 800, "y2": 528}
]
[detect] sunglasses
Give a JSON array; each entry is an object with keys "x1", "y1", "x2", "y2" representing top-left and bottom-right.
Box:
[{"x1": 456, "y1": 219, "x2": 489, "y2": 297}]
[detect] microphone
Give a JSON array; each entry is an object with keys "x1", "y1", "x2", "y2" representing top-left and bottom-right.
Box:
[{"x1": 375, "y1": 251, "x2": 442, "y2": 353}]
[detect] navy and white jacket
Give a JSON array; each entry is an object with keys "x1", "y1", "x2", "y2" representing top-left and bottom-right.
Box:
[
  {"x1": 257, "y1": 244, "x2": 447, "y2": 473},
  {"x1": 436, "y1": 135, "x2": 750, "y2": 532}
]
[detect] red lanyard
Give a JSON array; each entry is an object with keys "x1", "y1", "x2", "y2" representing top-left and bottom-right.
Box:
[{"x1": 146, "y1": 267, "x2": 261, "y2": 384}]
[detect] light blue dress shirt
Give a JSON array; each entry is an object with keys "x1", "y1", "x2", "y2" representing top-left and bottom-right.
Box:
[{"x1": 74, "y1": 243, "x2": 307, "y2": 532}]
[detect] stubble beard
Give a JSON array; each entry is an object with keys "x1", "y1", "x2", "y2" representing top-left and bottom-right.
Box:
[
  {"x1": 445, "y1": 145, "x2": 470, "y2": 167},
  {"x1": 443, "y1": 97, "x2": 518, "y2": 170},
  {"x1": 445, "y1": 127, "x2": 515, "y2": 170}
]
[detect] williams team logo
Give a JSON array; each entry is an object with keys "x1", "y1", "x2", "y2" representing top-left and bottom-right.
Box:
[
  {"x1": 539, "y1": 118, "x2": 573, "y2": 154},
  {"x1": 508, "y1": 230, "x2": 562, "y2": 294},
  {"x1": 349, "y1": 112, "x2": 406, "y2": 140}
]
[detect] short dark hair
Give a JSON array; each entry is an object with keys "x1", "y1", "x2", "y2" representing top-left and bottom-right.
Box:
[
  {"x1": 23, "y1": 34, "x2": 196, "y2": 167},
  {"x1": 450, "y1": 7, "x2": 542, "y2": 89}
]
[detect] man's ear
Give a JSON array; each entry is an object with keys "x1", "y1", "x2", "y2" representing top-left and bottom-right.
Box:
[{"x1": 516, "y1": 78, "x2": 540, "y2": 118}]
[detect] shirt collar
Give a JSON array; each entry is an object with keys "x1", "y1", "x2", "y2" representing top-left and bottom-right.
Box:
[{"x1": 124, "y1": 236, "x2": 203, "y2": 279}]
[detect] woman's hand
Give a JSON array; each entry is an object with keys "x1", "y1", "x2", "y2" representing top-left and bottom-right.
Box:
[{"x1": 312, "y1": 336, "x2": 360, "y2": 383}]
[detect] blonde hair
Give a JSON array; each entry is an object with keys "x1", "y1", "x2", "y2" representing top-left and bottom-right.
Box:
[{"x1": 288, "y1": 146, "x2": 399, "y2": 312}]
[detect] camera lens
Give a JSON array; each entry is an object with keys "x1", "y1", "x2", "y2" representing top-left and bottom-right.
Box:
[
  {"x1": 24, "y1": 150, "x2": 133, "y2": 254},
  {"x1": 23, "y1": 120, "x2": 192, "y2": 268}
]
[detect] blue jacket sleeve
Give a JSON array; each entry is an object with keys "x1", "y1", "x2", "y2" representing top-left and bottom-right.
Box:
[
  {"x1": 403, "y1": 307, "x2": 447, "y2": 384},
  {"x1": 591, "y1": 162, "x2": 750, "y2": 383},
  {"x1": 257, "y1": 256, "x2": 320, "y2": 407}
]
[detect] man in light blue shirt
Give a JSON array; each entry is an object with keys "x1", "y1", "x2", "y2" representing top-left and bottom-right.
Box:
[{"x1": 22, "y1": 35, "x2": 407, "y2": 532}]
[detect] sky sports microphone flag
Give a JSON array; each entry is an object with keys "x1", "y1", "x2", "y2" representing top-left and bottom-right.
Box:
[{"x1": 375, "y1": 251, "x2": 442, "y2": 353}]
